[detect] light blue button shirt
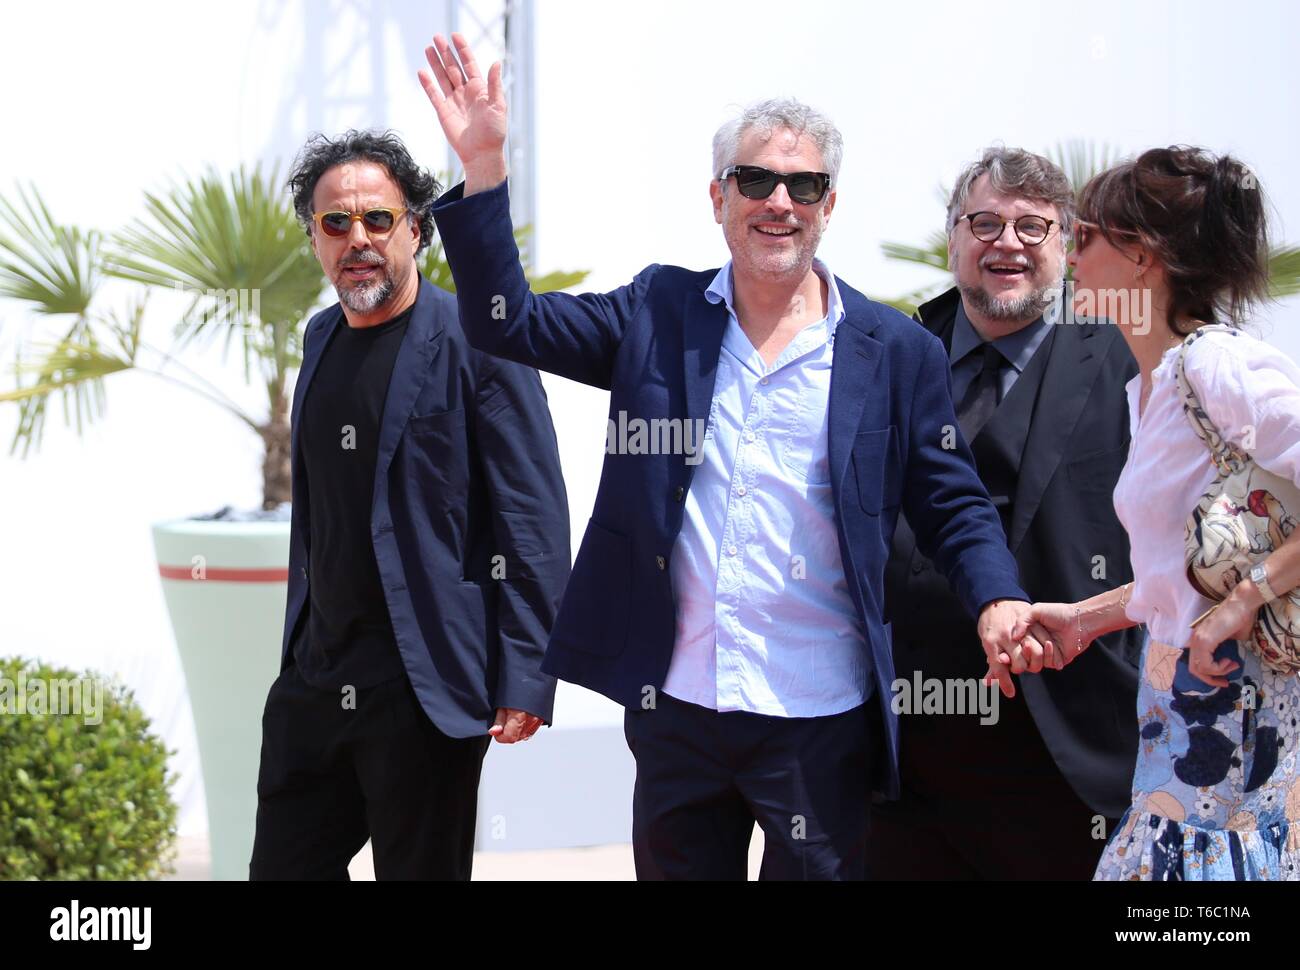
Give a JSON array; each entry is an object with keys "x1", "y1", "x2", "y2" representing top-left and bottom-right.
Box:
[{"x1": 662, "y1": 259, "x2": 871, "y2": 717}]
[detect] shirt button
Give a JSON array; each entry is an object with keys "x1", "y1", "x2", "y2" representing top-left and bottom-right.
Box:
[
  {"x1": 728, "y1": 545, "x2": 739, "y2": 556},
  {"x1": 656, "y1": 555, "x2": 666, "y2": 571},
  {"x1": 736, "y1": 485, "x2": 747, "y2": 496},
  {"x1": 744, "y1": 430, "x2": 756, "y2": 442},
  {"x1": 674, "y1": 486, "x2": 685, "y2": 502},
  {"x1": 760, "y1": 377, "x2": 770, "y2": 385}
]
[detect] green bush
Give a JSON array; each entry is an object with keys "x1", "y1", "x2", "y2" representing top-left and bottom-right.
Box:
[{"x1": 0, "y1": 657, "x2": 177, "y2": 879}]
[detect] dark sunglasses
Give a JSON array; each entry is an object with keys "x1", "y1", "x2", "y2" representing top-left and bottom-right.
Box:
[
  {"x1": 720, "y1": 165, "x2": 832, "y2": 205},
  {"x1": 1073, "y1": 219, "x2": 1141, "y2": 254},
  {"x1": 313, "y1": 206, "x2": 408, "y2": 238}
]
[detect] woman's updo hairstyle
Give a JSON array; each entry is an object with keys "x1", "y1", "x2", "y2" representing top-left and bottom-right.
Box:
[{"x1": 1077, "y1": 146, "x2": 1271, "y2": 334}]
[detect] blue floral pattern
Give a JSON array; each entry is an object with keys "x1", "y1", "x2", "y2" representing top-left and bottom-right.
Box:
[{"x1": 1095, "y1": 634, "x2": 1300, "y2": 880}]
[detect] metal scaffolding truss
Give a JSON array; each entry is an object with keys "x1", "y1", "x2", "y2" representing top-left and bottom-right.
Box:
[{"x1": 444, "y1": 0, "x2": 537, "y2": 263}]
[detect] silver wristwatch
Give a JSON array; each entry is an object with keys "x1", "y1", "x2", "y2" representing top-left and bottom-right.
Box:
[{"x1": 1250, "y1": 563, "x2": 1279, "y2": 603}]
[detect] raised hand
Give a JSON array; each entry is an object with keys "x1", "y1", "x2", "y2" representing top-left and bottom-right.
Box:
[{"x1": 418, "y1": 33, "x2": 508, "y2": 193}]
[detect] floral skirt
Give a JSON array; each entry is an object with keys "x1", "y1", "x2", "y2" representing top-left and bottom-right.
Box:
[{"x1": 1095, "y1": 635, "x2": 1300, "y2": 880}]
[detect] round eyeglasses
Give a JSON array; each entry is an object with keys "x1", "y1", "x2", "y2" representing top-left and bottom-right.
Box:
[{"x1": 961, "y1": 211, "x2": 1057, "y2": 246}]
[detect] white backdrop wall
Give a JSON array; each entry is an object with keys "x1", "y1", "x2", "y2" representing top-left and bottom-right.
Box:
[{"x1": 2, "y1": 0, "x2": 1297, "y2": 837}]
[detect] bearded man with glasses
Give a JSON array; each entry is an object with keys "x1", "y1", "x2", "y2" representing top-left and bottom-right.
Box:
[
  {"x1": 419, "y1": 33, "x2": 1046, "y2": 880},
  {"x1": 872, "y1": 146, "x2": 1142, "y2": 880},
  {"x1": 249, "y1": 129, "x2": 571, "y2": 880}
]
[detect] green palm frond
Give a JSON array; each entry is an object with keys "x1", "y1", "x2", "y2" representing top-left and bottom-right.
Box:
[
  {"x1": 874, "y1": 231, "x2": 950, "y2": 311},
  {"x1": 421, "y1": 223, "x2": 588, "y2": 295},
  {"x1": 418, "y1": 234, "x2": 458, "y2": 293},
  {"x1": 1, "y1": 299, "x2": 143, "y2": 456},
  {"x1": 527, "y1": 268, "x2": 590, "y2": 293},
  {"x1": 1268, "y1": 245, "x2": 1300, "y2": 300},
  {"x1": 107, "y1": 166, "x2": 324, "y2": 377},
  {"x1": 513, "y1": 225, "x2": 590, "y2": 294},
  {"x1": 0, "y1": 183, "x2": 100, "y2": 316},
  {"x1": 1046, "y1": 140, "x2": 1122, "y2": 197},
  {"x1": 875, "y1": 281, "x2": 953, "y2": 318},
  {"x1": 880, "y1": 230, "x2": 950, "y2": 272}
]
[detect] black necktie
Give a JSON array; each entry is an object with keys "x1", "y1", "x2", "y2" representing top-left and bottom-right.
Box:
[{"x1": 957, "y1": 342, "x2": 1002, "y2": 441}]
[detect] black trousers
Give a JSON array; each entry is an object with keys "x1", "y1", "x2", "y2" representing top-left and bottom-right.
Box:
[
  {"x1": 249, "y1": 664, "x2": 490, "y2": 881},
  {"x1": 624, "y1": 693, "x2": 872, "y2": 880},
  {"x1": 866, "y1": 678, "x2": 1112, "y2": 880}
]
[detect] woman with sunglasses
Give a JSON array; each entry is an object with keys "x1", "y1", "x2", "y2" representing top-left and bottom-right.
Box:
[{"x1": 1008, "y1": 146, "x2": 1300, "y2": 880}]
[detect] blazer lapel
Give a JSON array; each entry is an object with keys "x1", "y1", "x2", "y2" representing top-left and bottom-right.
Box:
[
  {"x1": 290, "y1": 306, "x2": 342, "y2": 471},
  {"x1": 828, "y1": 293, "x2": 884, "y2": 491},
  {"x1": 375, "y1": 277, "x2": 445, "y2": 481},
  {"x1": 1008, "y1": 322, "x2": 1105, "y2": 551},
  {"x1": 681, "y1": 283, "x2": 730, "y2": 449}
]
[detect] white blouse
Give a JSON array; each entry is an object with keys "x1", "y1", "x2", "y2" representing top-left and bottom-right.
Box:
[{"x1": 1113, "y1": 327, "x2": 1300, "y2": 648}]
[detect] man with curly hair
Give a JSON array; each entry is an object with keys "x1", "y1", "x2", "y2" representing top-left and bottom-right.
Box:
[{"x1": 249, "y1": 129, "x2": 570, "y2": 880}]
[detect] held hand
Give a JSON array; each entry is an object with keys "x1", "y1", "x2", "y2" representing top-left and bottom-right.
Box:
[
  {"x1": 977, "y1": 599, "x2": 1045, "y2": 697},
  {"x1": 1185, "y1": 601, "x2": 1251, "y2": 688},
  {"x1": 1009, "y1": 601, "x2": 1092, "y2": 670},
  {"x1": 419, "y1": 33, "x2": 508, "y2": 187},
  {"x1": 489, "y1": 707, "x2": 544, "y2": 744},
  {"x1": 982, "y1": 626, "x2": 1054, "y2": 695}
]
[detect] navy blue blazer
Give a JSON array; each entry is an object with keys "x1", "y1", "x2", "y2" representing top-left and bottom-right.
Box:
[
  {"x1": 431, "y1": 182, "x2": 1028, "y2": 794},
  {"x1": 279, "y1": 274, "x2": 571, "y2": 736}
]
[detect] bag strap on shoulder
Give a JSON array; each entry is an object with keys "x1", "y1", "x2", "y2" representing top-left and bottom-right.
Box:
[{"x1": 1173, "y1": 324, "x2": 1250, "y2": 475}]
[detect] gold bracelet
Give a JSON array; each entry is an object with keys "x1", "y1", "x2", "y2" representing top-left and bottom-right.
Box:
[{"x1": 1190, "y1": 603, "x2": 1221, "y2": 628}]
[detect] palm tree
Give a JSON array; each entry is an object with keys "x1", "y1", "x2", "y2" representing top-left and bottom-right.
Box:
[
  {"x1": 876, "y1": 140, "x2": 1300, "y2": 315},
  {"x1": 0, "y1": 169, "x2": 322, "y2": 508},
  {"x1": 1, "y1": 171, "x2": 588, "y2": 509}
]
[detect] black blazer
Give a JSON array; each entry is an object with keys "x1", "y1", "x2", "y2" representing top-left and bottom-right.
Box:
[
  {"x1": 280, "y1": 276, "x2": 571, "y2": 736},
  {"x1": 886, "y1": 287, "x2": 1141, "y2": 818}
]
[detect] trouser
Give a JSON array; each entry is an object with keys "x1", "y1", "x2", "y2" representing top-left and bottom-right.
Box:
[
  {"x1": 249, "y1": 663, "x2": 489, "y2": 880},
  {"x1": 624, "y1": 693, "x2": 873, "y2": 880},
  {"x1": 866, "y1": 675, "x2": 1111, "y2": 880}
]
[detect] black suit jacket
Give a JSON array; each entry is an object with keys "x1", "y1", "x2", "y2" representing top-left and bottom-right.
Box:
[
  {"x1": 885, "y1": 287, "x2": 1141, "y2": 818},
  {"x1": 280, "y1": 275, "x2": 571, "y2": 736}
]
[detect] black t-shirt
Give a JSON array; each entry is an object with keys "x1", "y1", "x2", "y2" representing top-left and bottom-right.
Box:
[{"x1": 291, "y1": 305, "x2": 414, "y2": 690}]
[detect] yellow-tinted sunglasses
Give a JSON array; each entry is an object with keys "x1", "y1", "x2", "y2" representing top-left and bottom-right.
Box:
[{"x1": 312, "y1": 207, "x2": 408, "y2": 238}]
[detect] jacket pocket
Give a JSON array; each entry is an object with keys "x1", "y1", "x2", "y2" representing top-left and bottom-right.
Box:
[
  {"x1": 852, "y1": 428, "x2": 901, "y2": 515},
  {"x1": 408, "y1": 406, "x2": 465, "y2": 436},
  {"x1": 555, "y1": 518, "x2": 632, "y2": 657}
]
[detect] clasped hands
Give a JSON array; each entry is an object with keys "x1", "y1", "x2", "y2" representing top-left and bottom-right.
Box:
[{"x1": 978, "y1": 599, "x2": 1091, "y2": 698}]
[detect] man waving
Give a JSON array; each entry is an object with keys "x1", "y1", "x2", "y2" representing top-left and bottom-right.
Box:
[{"x1": 419, "y1": 34, "x2": 1039, "y2": 880}]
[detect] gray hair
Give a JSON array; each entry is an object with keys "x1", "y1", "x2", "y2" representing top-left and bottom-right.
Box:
[
  {"x1": 712, "y1": 98, "x2": 843, "y2": 185},
  {"x1": 946, "y1": 147, "x2": 1075, "y2": 239}
]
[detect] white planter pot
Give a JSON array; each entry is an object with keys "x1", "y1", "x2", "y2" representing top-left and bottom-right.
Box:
[{"x1": 152, "y1": 518, "x2": 289, "y2": 881}]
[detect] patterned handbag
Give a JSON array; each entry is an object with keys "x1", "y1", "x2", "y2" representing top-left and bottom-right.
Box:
[{"x1": 1175, "y1": 324, "x2": 1300, "y2": 675}]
